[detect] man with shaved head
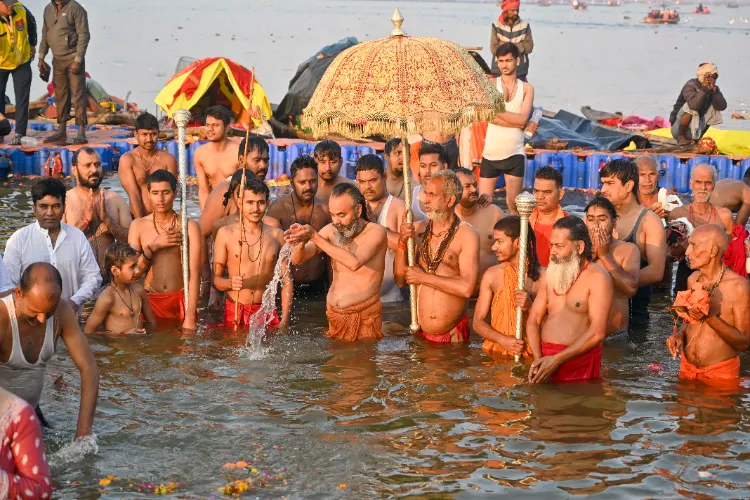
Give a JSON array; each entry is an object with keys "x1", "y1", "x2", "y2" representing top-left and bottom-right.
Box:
[
  {"x1": 0, "y1": 263, "x2": 99, "y2": 437},
  {"x1": 666, "y1": 225, "x2": 750, "y2": 382},
  {"x1": 669, "y1": 164, "x2": 734, "y2": 292}
]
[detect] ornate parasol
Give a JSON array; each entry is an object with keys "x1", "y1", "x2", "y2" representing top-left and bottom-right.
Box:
[{"x1": 303, "y1": 9, "x2": 504, "y2": 333}]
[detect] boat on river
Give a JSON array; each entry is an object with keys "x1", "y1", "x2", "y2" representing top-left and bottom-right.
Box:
[
  {"x1": 692, "y1": 3, "x2": 711, "y2": 13},
  {"x1": 644, "y1": 9, "x2": 680, "y2": 23}
]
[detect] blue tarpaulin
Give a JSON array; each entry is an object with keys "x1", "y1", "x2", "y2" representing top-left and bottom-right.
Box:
[{"x1": 531, "y1": 110, "x2": 652, "y2": 151}]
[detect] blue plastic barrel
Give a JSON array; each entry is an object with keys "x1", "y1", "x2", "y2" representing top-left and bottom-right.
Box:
[
  {"x1": 58, "y1": 149, "x2": 73, "y2": 176},
  {"x1": 709, "y1": 156, "x2": 731, "y2": 181},
  {"x1": 574, "y1": 155, "x2": 586, "y2": 188},
  {"x1": 33, "y1": 149, "x2": 50, "y2": 176},
  {"x1": 556, "y1": 152, "x2": 575, "y2": 188},
  {"x1": 495, "y1": 173, "x2": 506, "y2": 189},
  {"x1": 285, "y1": 143, "x2": 303, "y2": 174},
  {"x1": 675, "y1": 157, "x2": 690, "y2": 193},
  {"x1": 735, "y1": 158, "x2": 749, "y2": 180},
  {"x1": 275, "y1": 147, "x2": 287, "y2": 178},
  {"x1": 658, "y1": 155, "x2": 678, "y2": 191},
  {"x1": 523, "y1": 153, "x2": 537, "y2": 188},
  {"x1": 9, "y1": 150, "x2": 26, "y2": 175}
]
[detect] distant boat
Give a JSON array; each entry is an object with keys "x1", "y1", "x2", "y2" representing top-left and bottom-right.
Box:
[
  {"x1": 644, "y1": 8, "x2": 680, "y2": 23},
  {"x1": 572, "y1": 0, "x2": 588, "y2": 9},
  {"x1": 692, "y1": 3, "x2": 711, "y2": 13},
  {"x1": 725, "y1": 1, "x2": 739, "y2": 7},
  {"x1": 538, "y1": 0, "x2": 551, "y2": 6}
]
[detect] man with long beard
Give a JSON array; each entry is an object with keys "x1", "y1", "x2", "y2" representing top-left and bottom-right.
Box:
[
  {"x1": 395, "y1": 170, "x2": 480, "y2": 343},
  {"x1": 669, "y1": 164, "x2": 734, "y2": 292},
  {"x1": 455, "y1": 167, "x2": 505, "y2": 292},
  {"x1": 314, "y1": 140, "x2": 355, "y2": 204},
  {"x1": 666, "y1": 224, "x2": 749, "y2": 382},
  {"x1": 584, "y1": 195, "x2": 640, "y2": 337},
  {"x1": 63, "y1": 148, "x2": 132, "y2": 280},
  {"x1": 286, "y1": 184, "x2": 387, "y2": 341},
  {"x1": 527, "y1": 216, "x2": 613, "y2": 383}
]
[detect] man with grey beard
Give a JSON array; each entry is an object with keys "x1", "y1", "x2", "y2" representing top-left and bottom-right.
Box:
[
  {"x1": 286, "y1": 183, "x2": 387, "y2": 341},
  {"x1": 668, "y1": 164, "x2": 734, "y2": 293},
  {"x1": 527, "y1": 216, "x2": 613, "y2": 383}
]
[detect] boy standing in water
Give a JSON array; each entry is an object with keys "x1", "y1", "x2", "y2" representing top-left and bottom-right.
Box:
[
  {"x1": 84, "y1": 242, "x2": 156, "y2": 335},
  {"x1": 213, "y1": 177, "x2": 292, "y2": 330}
]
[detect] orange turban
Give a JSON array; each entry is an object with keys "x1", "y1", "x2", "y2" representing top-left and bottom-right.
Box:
[{"x1": 502, "y1": 0, "x2": 521, "y2": 12}]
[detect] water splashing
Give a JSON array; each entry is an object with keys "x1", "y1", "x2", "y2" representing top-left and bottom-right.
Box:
[
  {"x1": 49, "y1": 433, "x2": 98, "y2": 468},
  {"x1": 241, "y1": 243, "x2": 293, "y2": 360}
]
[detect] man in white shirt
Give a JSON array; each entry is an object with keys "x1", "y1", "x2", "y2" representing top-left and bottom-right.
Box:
[
  {"x1": 4, "y1": 178, "x2": 101, "y2": 313},
  {"x1": 0, "y1": 257, "x2": 13, "y2": 296}
]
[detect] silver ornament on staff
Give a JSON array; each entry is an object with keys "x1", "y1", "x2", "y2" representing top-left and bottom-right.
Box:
[
  {"x1": 514, "y1": 191, "x2": 536, "y2": 362},
  {"x1": 401, "y1": 134, "x2": 420, "y2": 334},
  {"x1": 173, "y1": 108, "x2": 191, "y2": 314}
]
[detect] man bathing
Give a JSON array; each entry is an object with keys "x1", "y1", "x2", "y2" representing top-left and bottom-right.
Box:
[
  {"x1": 666, "y1": 225, "x2": 749, "y2": 382},
  {"x1": 455, "y1": 167, "x2": 505, "y2": 290},
  {"x1": 213, "y1": 177, "x2": 291, "y2": 329},
  {"x1": 412, "y1": 142, "x2": 449, "y2": 222},
  {"x1": 584, "y1": 196, "x2": 640, "y2": 336},
  {"x1": 710, "y1": 172, "x2": 750, "y2": 227},
  {"x1": 267, "y1": 156, "x2": 331, "y2": 296},
  {"x1": 637, "y1": 156, "x2": 681, "y2": 221},
  {"x1": 473, "y1": 216, "x2": 542, "y2": 358},
  {"x1": 315, "y1": 140, "x2": 354, "y2": 204},
  {"x1": 356, "y1": 154, "x2": 406, "y2": 303},
  {"x1": 527, "y1": 216, "x2": 613, "y2": 383},
  {"x1": 194, "y1": 105, "x2": 240, "y2": 210},
  {"x1": 395, "y1": 170, "x2": 479, "y2": 343},
  {"x1": 84, "y1": 242, "x2": 156, "y2": 335},
  {"x1": 286, "y1": 184, "x2": 387, "y2": 341},
  {"x1": 119, "y1": 113, "x2": 179, "y2": 218},
  {"x1": 128, "y1": 171, "x2": 202, "y2": 331},
  {"x1": 530, "y1": 167, "x2": 567, "y2": 267}
]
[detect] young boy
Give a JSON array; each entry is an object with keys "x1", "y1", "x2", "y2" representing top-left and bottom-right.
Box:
[
  {"x1": 213, "y1": 176, "x2": 292, "y2": 330},
  {"x1": 84, "y1": 242, "x2": 157, "y2": 335}
]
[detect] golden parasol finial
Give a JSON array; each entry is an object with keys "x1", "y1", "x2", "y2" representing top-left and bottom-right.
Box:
[{"x1": 391, "y1": 8, "x2": 405, "y2": 36}]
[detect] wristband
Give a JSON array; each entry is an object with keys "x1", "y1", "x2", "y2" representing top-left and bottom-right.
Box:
[{"x1": 397, "y1": 242, "x2": 407, "y2": 251}]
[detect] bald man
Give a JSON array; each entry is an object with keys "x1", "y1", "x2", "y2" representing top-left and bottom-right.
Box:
[
  {"x1": 710, "y1": 174, "x2": 750, "y2": 227},
  {"x1": 666, "y1": 225, "x2": 750, "y2": 382},
  {"x1": 0, "y1": 263, "x2": 99, "y2": 437}
]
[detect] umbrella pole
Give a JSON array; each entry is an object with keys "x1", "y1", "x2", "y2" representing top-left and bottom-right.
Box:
[
  {"x1": 174, "y1": 109, "x2": 192, "y2": 316},
  {"x1": 514, "y1": 192, "x2": 536, "y2": 362},
  {"x1": 401, "y1": 135, "x2": 420, "y2": 334},
  {"x1": 234, "y1": 68, "x2": 257, "y2": 330}
]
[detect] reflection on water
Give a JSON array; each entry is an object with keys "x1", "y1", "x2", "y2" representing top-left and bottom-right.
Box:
[{"x1": 1, "y1": 178, "x2": 749, "y2": 497}]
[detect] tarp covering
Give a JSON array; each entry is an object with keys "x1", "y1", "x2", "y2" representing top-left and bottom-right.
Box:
[
  {"x1": 155, "y1": 57, "x2": 272, "y2": 129},
  {"x1": 648, "y1": 127, "x2": 750, "y2": 156},
  {"x1": 273, "y1": 37, "x2": 359, "y2": 125},
  {"x1": 531, "y1": 110, "x2": 651, "y2": 151}
]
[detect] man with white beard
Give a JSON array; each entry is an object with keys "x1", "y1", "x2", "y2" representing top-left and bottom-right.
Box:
[
  {"x1": 526, "y1": 216, "x2": 613, "y2": 383},
  {"x1": 668, "y1": 164, "x2": 734, "y2": 293},
  {"x1": 286, "y1": 183, "x2": 387, "y2": 341}
]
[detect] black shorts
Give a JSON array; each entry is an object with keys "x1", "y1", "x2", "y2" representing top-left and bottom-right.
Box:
[{"x1": 480, "y1": 154, "x2": 525, "y2": 178}]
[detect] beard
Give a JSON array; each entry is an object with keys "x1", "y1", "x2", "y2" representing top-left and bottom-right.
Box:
[
  {"x1": 334, "y1": 219, "x2": 365, "y2": 245},
  {"x1": 547, "y1": 252, "x2": 581, "y2": 295},
  {"x1": 693, "y1": 190, "x2": 711, "y2": 203},
  {"x1": 77, "y1": 173, "x2": 102, "y2": 189},
  {"x1": 425, "y1": 207, "x2": 450, "y2": 222}
]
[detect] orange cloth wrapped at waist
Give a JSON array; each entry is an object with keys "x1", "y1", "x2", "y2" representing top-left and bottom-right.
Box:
[
  {"x1": 540, "y1": 342, "x2": 602, "y2": 383},
  {"x1": 672, "y1": 286, "x2": 710, "y2": 323},
  {"x1": 325, "y1": 294, "x2": 383, "y2": 342},
  {"x1": 147, "y1": 290, "x2": 185, "y2": 321},
  {"x1": 223, "y1": 298, "x2": 280, "y2": 328},
  {"x1": 420, "y1": 314, "x2": 471, "y2": 344},
  {"x1": 723, "y1": 224, "x2": 749, "y2": 278},
  {"x1": 679, "y1": 352, "x2": 739, "y2": 381},
  {"x1": 483, "y1": 263, "x2": 532, "y2": 357}
]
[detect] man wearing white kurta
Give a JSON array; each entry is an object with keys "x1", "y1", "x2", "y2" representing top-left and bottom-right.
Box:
[{"x1": 4, "y1": 178, "x2": 101, "y2": 312}]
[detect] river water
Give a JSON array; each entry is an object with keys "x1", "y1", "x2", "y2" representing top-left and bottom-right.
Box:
[{"x1": 1, "y1": 176, "x2": 748, "y2": 498}]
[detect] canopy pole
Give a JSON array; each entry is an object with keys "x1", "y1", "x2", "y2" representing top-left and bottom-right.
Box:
[
  {"x1": 401, "y1": 135, "x2": 420, "y2": 334},
  {"x1": 514, "y1": 192, "x2": 536, "y2": 362},
  {"x1": 173, "y1": 109, "x2": 192, "y2": 314}
]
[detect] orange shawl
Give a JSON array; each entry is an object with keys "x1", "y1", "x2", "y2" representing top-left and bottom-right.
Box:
[
  {"x1": 482, "y1": 264, "x2": 532, "y2": 357},
  {"x1": 325, "y1": 294, "x2": 383, "y2": 342},
  {"x1": 680, "y1": 353, "x2": 740, "y2": 381}
]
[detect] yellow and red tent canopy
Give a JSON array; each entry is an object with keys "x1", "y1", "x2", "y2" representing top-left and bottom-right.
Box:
[{"x1": 154, "y1": 57, "x2": 272, "y2": 129}]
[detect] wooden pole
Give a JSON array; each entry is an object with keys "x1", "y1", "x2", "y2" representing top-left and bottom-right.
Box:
[
  {"x1": 401, "y1": 135, "x2": 420, "y2": 334},
  {"x1": 514, "y1": 191, "x2": 536, "y2": 362},
  {"x1": 173, "y1": 109, "x2": 191, "y2": 315}
]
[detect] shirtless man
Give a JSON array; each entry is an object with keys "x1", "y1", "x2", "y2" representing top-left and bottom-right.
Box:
[
  {"x1": 669, "y1": 164, "x2": 734, "y2": 293},
  {"x1": 636, "y1": 156, "x2": 681, "y2": 220},
  {"x1": 213, "y1": 177, "x2": 291, "y2": 329},
  {"x1": 314, "y1": 140, "x2": 354, "y2": 204},
  {"x1": 527, "y1": 216, "x2": 613, "y2": 383},
  {"x1": 118, "y1": 113, "x2": 179, "y2": 218},
  {"x1": 286, "y1": 184, "x2": 387, "y2": 341},
  {"x1": 473, "y1": 216, "x2": 542, "y2": 358},
  {"x1": 666, "y1": 224, "x2": 749, "y2": 382},
  {"x1": 395, "y1": 170, "x2": 480, "y2": 343},
  {"x1": 63, "y1": 148, "x2": 132, "y2": 279},
  {"x1": 128, "y1": 170, "x2": 202, "y2": 331},
  {"x1": 384, "y1": 137, "x2": 414, "y2": 200},
  {"x1": 530, "y1": 167, "x2": 567, "y2": 267},
  {"x1": 600, "y1": 159, "x2": 666, "y2": 326},
  {"x1": 267, "y1": 156, "x2": 330, "y2": 296},
  {"x1": 422, "y1": 131, "x2": 459, "y2": 170},
  {"x1": 0, "y1": 263, "x2": 99, "y2": 437},
  {"x1": 455, "y1": 167, "x2": 505, "y2": 291},
  {"x1": 709, "y1": 171, "x2": 750, "y2": 227},
  {"x1": 193, "y1": 105, "x2": 240, "y2": 210},
  {"x1": 411, "y1": 142, "x2": 449, "y2": 222},
  {"x1": 355, "y1": 154, "x2": 406, "y2": 303},
  {"x1": 238, "y1": 136, "x2": 271, "y2": 181},
  {"x1": 584, "y1": 195, "x2": 640, "y2": 336}
]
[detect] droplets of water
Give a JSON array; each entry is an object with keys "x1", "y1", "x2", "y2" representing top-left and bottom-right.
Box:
[
  {"x1": 49, "y1": 433, "x2": 98, "y2": 468},
  {"x1": 241, "y1": 244, "x2": 293, "y2": 360}
]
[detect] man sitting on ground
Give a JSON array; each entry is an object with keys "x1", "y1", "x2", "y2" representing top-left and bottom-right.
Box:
[
  {"x1": 286, "y1": 184, "x2": 387, "y2": 341},
  {"x1": 527, "y1": 216, "x2": 613, "y2": 383},
  {"x1": 395, "y1": 170, "x2": 479, "y2": 343},
  {"x1": 314, "y1": 140, "x2": 354, "y2": 204},
  {"x1": 670, "y1": 62, "x2": 727, "y2": 143},
  {"x1": 194, "y1": 105, "x2": 240, "y2": 210}
]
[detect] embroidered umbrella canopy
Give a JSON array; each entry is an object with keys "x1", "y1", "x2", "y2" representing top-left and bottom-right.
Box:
[{"x1": 303, "y1": 9, "x2": 504, "y2": 333}]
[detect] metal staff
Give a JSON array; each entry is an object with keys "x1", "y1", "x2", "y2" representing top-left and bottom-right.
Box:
[
  {"x1": 234, "y1": 67, "x2": 257, "y2": 328},
  {"x1": 514, "y1": 192, "x2": 536, "y2": 362},
  {"x1": 401, "y1": 135, "x2": 419, "y2": 334},
  {"x1": 173, "y1": 109, "x2": 192, "y2": 314}
]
